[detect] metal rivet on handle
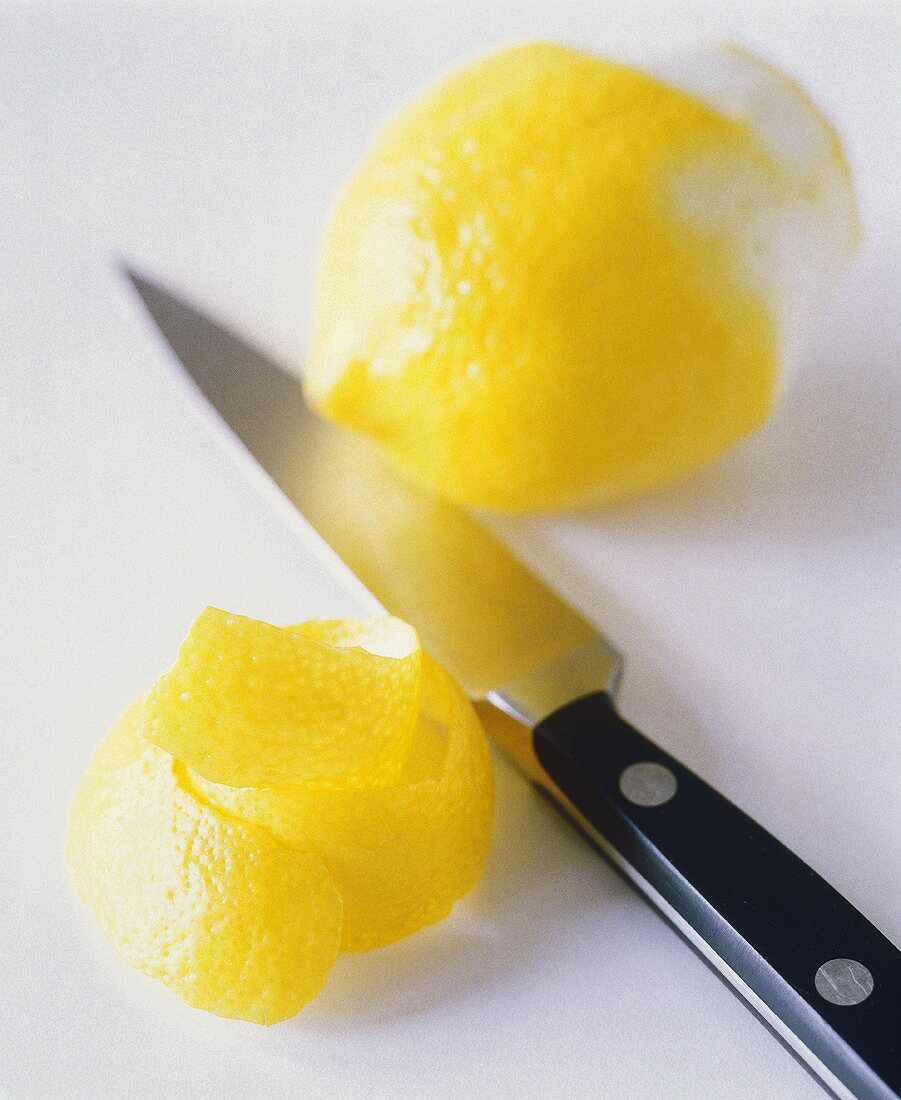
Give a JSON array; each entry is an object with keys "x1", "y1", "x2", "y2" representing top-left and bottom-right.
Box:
[
  {"x1": 619, "y1": 762, "x2": 678, "y2": 807},
  {"x1": 814, "y1": 959, "x2": 874, "y2": 1006}
]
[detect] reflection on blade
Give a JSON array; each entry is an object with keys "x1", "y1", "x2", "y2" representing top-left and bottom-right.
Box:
[{"x1": 126, "y1": 270, "x2": 604, "y2": 697}]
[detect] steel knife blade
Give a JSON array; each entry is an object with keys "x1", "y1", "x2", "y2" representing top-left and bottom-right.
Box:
[{"x1": 126, "y1": 268, "x2": 900, "y2": 1100}]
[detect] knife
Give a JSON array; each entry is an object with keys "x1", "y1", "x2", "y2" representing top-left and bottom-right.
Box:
[{"x1": 125, "y1": 268, "x2": 900, "y2": 1100}]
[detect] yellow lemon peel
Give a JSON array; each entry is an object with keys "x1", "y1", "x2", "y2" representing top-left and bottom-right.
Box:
[
  {"x1": 189, "y1": 652, "x2": 494, "y2": 951},
  {"x1": 144, "y1": 608, "x2": 421, "y2": 789},
  {"x1": 65, "y1": 700, "x2": 343, "y2": 1025},
  {"x1": 306, "y1": 42, "x2": 857, "y2": 512},
  {"x1": 66, "y1": 613, "x2": 493, "y2": 1022}
]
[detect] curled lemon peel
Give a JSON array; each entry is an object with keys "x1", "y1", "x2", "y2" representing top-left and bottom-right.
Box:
[
  {"x1": 66, "y1": 613, "x2": 493, "y2": 1023},
  {"x1": 143, "y1": 608, "x2": 421, "y2": 789},
  {"x1": 189, "y1": 652, "x2": 494, "y2": 951},
  {"x1": 305, "y1": 42, "x2": 857, "y2": 512},
  {"x1": 65, "y1": 700, "x2": 343, "y2": 1025}
]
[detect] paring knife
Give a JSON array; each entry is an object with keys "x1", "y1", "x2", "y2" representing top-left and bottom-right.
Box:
[{"x1": 126, "y1": 270, "x2": 900, "y2": 1100}]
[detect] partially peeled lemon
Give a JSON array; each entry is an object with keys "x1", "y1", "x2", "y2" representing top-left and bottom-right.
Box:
[
  {"x1": 306, "y1": 42, "x2": 858, "y2": 511},
  {"x1": 66, "y1": 611, "x2": 493, "y2": 1023}
]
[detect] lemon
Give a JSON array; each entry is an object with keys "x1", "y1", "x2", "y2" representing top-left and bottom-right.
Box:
[
  {"x1": 306, "y1": 42, "x2": 857, "y2": 511},
  {"x1": 66, "y1": 612, "x2": 493, "y2": 1022}
]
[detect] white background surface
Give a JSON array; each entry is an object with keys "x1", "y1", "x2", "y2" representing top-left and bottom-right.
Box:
[{"x1": 1, "y1": 3, "x2": 899, "y2": 1098}]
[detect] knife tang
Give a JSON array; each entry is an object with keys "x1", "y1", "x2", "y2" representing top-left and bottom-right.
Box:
[{"x1": 523, "y1": 691, "x2": 901, "y2": 1100}]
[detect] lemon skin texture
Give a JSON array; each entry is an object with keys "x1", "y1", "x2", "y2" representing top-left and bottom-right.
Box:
[
  {"x1": 306, "y1": 42, "x2": 856, "y2": 512},
  {"x1": 65, "y1": 700, "x2": 343, "y2": 1025},
  {"x1": 66, "y1": 614, "x2": 494, "y2": 1018},
  {"x1": 191, "y1": 651, "x2": 494, "y2": 951},
  {"x1": 144, "y1": 608, "x2": 421, "y2": 790}
]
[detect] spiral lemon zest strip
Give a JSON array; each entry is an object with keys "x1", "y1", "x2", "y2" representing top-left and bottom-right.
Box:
[
  {"x1": 143, "y1": 608, "x2": 421, "y2": 789},
  {"x1": 66, "y1": 612, "x2": 494, "y2": 1023}
]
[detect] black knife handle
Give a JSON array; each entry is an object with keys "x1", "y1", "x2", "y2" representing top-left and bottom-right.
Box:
[{"x1": 533, "y1": 692, "x2": 901, "y2": 1100}]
